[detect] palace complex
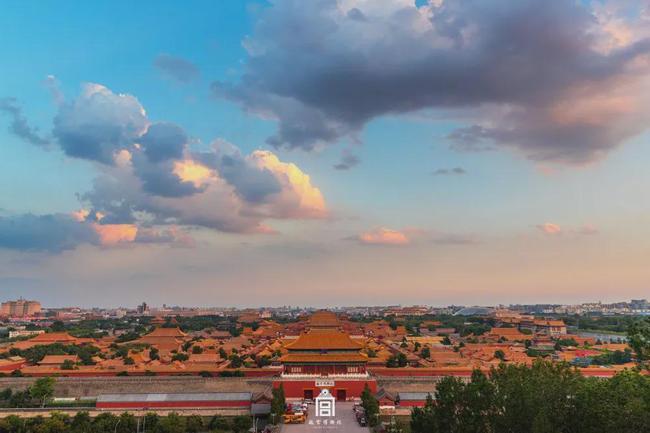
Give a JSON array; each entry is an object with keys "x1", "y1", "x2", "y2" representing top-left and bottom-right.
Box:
[{"x1": 0, "y1": 308, "x2": 639, "y2": 412}]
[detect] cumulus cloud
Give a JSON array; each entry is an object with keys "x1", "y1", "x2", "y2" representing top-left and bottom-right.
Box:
[
  {"x1": 214, "y1": 0, "x2": 650, "y2": 163},
  {"x1": 154, "y1": 54, "x2": 200, "y2": 83},
  {"x1": 0, "y1": 98, "x2": 50, "y2": 147},
  {"x1": 432, "y1": 167, "x2": 466, "y2": 176},
  {"x1": 333, "y1": 150, "x2": 361, "y2": 170},
  {"x1": 1, "y1": 82, "x2": 328, "y2": 252},
  {"x1": 139, "y1": 122, "x2": 187, "y2": 162},
  {"x1": 53, "y1": 83, "x2": 148, "y2": 164},
  {"x1": 47, "y1": 83, "x2": 327, "y2": 235}
]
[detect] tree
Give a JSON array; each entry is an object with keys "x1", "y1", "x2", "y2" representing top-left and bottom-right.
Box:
[
  {"x1": 143, "y1": 412, "x2": 160, "y2": 432},
  {"x1": 434, "y1": 376, "x2": 465, "y2": 432},
  {"x1": 232, "y1": 416, "x2": 252, "y2": 433},
  {"x1": 442, "y1": 336, "x2": 452, "y2": 345},
  {"x1": 149, "y1": 347, "x2": 160, "y2": 361},
  {"x1": 627, "y1": 317, "x2": 650, "y2": 366},
  {"x1": 50, "y1": 321, "x2": 65, "y2": 332},
  {"x1": 30, "y1": 377, "x2": 55, "y2": 407},
  {"x1": 191, "y1": 345, "x2": 203, "y2": 354},
  {"x1": 185, "y1": 415, "x2": 204, "y2": 433},
  {"x1": 209, "y1": 416, "x2": 231, "y2": 431},
  {"x1": 494, "y1": 349, "x2": 506, "y2": 361},
  {"x1": 219, "y1": 347, "x2": 228, "y2": 359},
  {"x1": 171, "y1": 353, "x2": 189, "y2": 362},
  {"x1": 116, "y1": 412, "x2": 137, "y2": 433},
  {"x1": 158, "y1": 412, "x2": 186, "y2": 433},
  {"x1": 71, "y1": 411, "x2": 92, "y2": 433},
  {"x1": 270, "y1": 384, "x2": 286, "y2": 424},
  {"x1": 229, "y1": 354, "x2": 243, "y2": 368},
  {"x1": 421, "y1": 347, "x2": 431, "y2": 359},
  {"x1": 92, "y1": 413, "x2": 119, "y2": 433},
  {"x1": 61, "y1": 359, "x2": 75, "y2": 370},
  {"x1": 411, "y1": 394, "x2": 438, "y2": 433},
  {"x1": 37, "y1": 412, "x2": 69, "y2": 433},
  {"x1": 361, "y1": 384, "x2": 380, "y2": 427}
]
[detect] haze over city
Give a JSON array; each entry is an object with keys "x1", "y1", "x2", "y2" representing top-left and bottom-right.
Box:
[{"x1": 1, "y1": 0, "x2": 650, "y2": 308}]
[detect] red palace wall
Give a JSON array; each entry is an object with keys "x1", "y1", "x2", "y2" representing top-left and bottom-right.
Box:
[
  {"x1": 273, "y1": 379, "x2": 377, "y2": 400},
  {"x1": 96, "y1": 400, "x2": 251, "y2": 409}
]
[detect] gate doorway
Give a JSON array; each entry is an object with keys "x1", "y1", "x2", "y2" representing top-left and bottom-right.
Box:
[{"x1": 336, "y1": 389, "x2": 346, "y2": 401}]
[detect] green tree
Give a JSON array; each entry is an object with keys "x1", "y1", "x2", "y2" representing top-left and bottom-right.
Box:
[
  {"x1": 115, "y1": 412, "x2": 137, "y2": 433},
  {"x1": 49, "y1": 321, "x2": 65, "y2": 332},
  {"x1": 171, "y1": 353, "x2": 188, "y2": 362},
  {"x1": 92, "y1": 413, "x2": 119, "y2": 433},
  {"x1": 60, "y1": 359, "x2": 75, "y2": 370},
  {"x1": 38, "y1": 412, "x2": 69, "y2": 433},
  {"x1": 143, "y1": 412, "x2": 160, "y2": 432},
  {"x1": 361, "y1": 384, "x2": 380, "y2": 427},
  {"x1": 434, "y1": 376, "x2": 465, "y2": 433},
  {"x1": 158, "y1": 412, "x2": 186, "y2": 433},
  {"x1": 627, "y1": 317, "x2": 650, "y2": 366},
  {"x1": 185, "y1": 415, "x2": 203, "y2": 433},
  {"x1": 232, "y1": 416, "x2": 252, "y2": 433},
  {"x1": 209, "y1": 416, "x2": 231, "y2": 431},
  {"x1": 421, "y1": 347, "x2": 431, "y2": 359},
  {"x1": 30, "y1": 377, "x2": 55, "y2": 407},
  {"x1": 270, "y1": 384, "x2": 286, "y2": 424},
  {"x1": 411, "y1": 394, "x2": 438, "y2": 433},
  {"x1": 70, "y1": 411, "x2": 92, "y2": 433}
]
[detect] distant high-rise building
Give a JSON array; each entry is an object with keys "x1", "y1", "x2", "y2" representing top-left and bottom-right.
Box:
[
  {"x1": 631, "y1": 299, "x2": 649, "y2": 310},
  {"x1": 1, "y1": 299, "x2": 41, "y2": 317},
  {"x1": 136, "y1": 302, "x2": 150, "y2": 315}
]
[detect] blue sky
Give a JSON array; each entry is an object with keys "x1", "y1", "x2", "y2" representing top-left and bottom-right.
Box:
[{"x1": 1, "y1": 0, "x2": 649, "y2": 307}]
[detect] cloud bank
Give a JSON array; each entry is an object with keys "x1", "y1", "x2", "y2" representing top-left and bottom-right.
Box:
[
  {"x1": 0, "y1": 83, "x2": 327, "y2": 252},
  {"x1": 214, "y1": 0, "x2": 650, "y2": 164}
]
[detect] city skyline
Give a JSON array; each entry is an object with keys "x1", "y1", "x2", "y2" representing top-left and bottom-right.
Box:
[{"x1": 1, "y1": 0, "x2": 650, "y2": 307}]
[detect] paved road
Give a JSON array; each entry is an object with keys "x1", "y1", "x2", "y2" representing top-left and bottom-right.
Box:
[{"x1": 281, "y1": 402, "x2": 370, "y2": 433}]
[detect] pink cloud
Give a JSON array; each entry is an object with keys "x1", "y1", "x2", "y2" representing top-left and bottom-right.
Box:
[
  {"x1": 536, "y1": 222, "x2": 599, "y2": 237},
  {"x1": 357, "y1": 227, "x2": 410, "y2": 246},
  {"x1": 537, "y1": 223, "x2": 562, "y2": 235}
]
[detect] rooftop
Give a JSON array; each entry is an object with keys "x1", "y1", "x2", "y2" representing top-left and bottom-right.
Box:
[{"x1": 286, "y1": 330, "x2": 362, "y2": 351}]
